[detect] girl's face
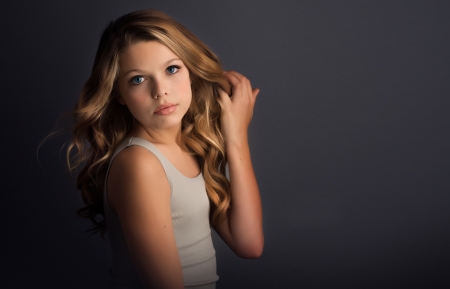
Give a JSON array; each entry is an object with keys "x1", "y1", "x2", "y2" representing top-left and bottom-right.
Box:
[{"x1": 117, "y1": 41, "x2": 192, "y2": 132}]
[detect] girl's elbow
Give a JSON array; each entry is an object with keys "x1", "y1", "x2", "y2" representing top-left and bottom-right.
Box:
[
  {"x1": 236, "y1": 240, "x2": 264, "y2": 259},
  {"x1": 244, "y1": 247, "x2": 264, "y2": 259}
]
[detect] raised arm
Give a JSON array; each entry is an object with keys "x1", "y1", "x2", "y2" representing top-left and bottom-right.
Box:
[
  {"x1": 107, "y1": 145, "x2": 184, "y2": 289},
  {"x1": 214, "y1": 70, "x2": 264, "y2": 259}
]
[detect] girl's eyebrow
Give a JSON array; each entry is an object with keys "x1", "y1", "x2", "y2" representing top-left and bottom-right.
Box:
[{"x1": 122, "y1": 58, "x2": 181, "y2": 77}]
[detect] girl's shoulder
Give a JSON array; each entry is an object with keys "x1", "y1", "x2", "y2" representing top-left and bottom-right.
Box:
[
  {"x1": 107, "y1": 142, "x2": 170, "y2": 213},
  {"x1": 113, "y1": 143, "x2": 159, "y2": 169},
  {"x1": 109, "y1": 141, "x2": 165, "y2": 186},
  {"x1": 110, "y1": 136, "x2": 160, "y2": 168}
]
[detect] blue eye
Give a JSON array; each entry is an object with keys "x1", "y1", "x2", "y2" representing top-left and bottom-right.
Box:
[
  {"x1": 167, "y1": 65, "x2": 180, "y2": 74},
  {"x1": 131, "y1": 76, "x2": 145, "y2": 84}
]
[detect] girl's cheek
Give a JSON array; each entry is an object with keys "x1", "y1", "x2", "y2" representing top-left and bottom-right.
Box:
[
  {"x1": 130, "y1": 90, "x2": 150, "y2": 105},
  {"x1": 177, "y1": 76, "x2": 192, "y2": 95}
]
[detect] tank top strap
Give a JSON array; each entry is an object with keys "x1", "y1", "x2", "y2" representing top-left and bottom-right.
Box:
[
  {"x1": 104, "y1": 136, "x2": 176, "y2": 199},
  {"x1": 127, "y1": 137, "x2": 170, "y2": 167}
]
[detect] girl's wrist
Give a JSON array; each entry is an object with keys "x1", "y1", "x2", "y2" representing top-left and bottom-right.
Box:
[{"x1": 225, "y1": 135, "x2": 249, "y2": 151}]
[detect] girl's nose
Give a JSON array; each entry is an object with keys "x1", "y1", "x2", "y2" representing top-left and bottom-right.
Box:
[{"x1": 152, "y1": 77, "x2": 169, "y2": 99}]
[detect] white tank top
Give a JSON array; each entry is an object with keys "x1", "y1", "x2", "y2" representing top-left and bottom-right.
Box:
[{"x1": 103, "y1": 137, "x2": 219, "y2": 288}]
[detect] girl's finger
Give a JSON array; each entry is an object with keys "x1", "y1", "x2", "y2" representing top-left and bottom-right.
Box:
[
  {"x1": 223, "y1": 71, "x2": 242, "y2": 87},
  {"x1": 224, "y1": 70, "x2": 245, "y2": 81},
  {"x1": 247, "y1": 79, "x2": 253, "y2": 99},
  {"x1": 253, "y1": 88, "x2": 260, "y2": 99},
  {"x1": 217, "y1": 87, "x2": 231, "y2": 105}
]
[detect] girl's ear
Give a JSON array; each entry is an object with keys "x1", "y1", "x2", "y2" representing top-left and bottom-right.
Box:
[
  {"x1": 116, "y1": 94, "x2": 126, "y2": 105},
  {"x1": 113, "y1": 86, "x2": 126, "y2": 105}
]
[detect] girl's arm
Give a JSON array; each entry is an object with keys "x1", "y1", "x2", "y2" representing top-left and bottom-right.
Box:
[
  {"x1": 108, "y1": 145, "x2": 184, "y2": 289},
  {"x1": 213, "y1": 70, "x2": 264, "y2": 258}
]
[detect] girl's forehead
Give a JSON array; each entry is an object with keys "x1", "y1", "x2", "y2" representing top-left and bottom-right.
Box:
[{"x1": 119, "y1": 41, "x2": 179, "y2": 68}]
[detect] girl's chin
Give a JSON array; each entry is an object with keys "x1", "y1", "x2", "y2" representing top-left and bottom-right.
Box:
[{"x1": 144, "y1": 120, "x2": 184, "y2": 131}]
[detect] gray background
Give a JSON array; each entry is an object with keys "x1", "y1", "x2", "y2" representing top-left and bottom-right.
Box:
[{"x1": 1, "y1": 1, "x2": 449, "y2": 288}]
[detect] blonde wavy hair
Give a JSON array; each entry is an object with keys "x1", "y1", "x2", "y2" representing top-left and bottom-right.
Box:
[{"x1": 68, "y1": 9, "x2": 231, "y2": 233}]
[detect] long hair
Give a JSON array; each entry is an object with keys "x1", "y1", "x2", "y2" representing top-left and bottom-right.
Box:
[{"x1": 68, "y1": 9, "x2": 231, "y2": 234}]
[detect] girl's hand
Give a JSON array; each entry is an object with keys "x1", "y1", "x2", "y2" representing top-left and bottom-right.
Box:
[{"x1": 218, "y1": 71, "x2": 260, "y2": 145}]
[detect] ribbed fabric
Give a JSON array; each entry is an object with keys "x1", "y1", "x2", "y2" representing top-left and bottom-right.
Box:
[{"x1": 103, "y1": 137, "x2": 218, "y2": 288}]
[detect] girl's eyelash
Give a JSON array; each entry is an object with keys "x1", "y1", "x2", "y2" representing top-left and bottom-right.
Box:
[
  {"x1": 130, "y1": 75, "x2": 145, "y2": 85},
  {"x1": 167, "y1": 65, "x2": 181, "y2": 74}
]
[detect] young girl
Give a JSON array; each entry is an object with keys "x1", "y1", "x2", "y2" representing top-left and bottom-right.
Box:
[{"x1": 68, "y1": 9, "x2": 263, "y2": 289}]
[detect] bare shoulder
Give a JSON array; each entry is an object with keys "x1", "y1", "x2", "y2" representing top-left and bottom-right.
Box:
[
  {"x1": 110, "y1": 144, "x2": 164, "y2": 178},
  {"x1": 107, "y1": 145, "x2": 170, "y2": 215}
]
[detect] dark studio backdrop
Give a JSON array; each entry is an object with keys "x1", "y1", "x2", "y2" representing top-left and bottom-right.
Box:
[{"x1": 1, "y1": 1, "x2": 449, "y2": 288}]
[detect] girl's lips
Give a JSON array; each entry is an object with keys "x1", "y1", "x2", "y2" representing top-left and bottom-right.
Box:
[{"x1": 154, "y1": 103, "x2": 177, "y2": 115}]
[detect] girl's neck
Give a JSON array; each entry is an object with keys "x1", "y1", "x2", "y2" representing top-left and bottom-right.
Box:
[{"x1": 128, "y1": 122, "x2": 182, "y2": 146}]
